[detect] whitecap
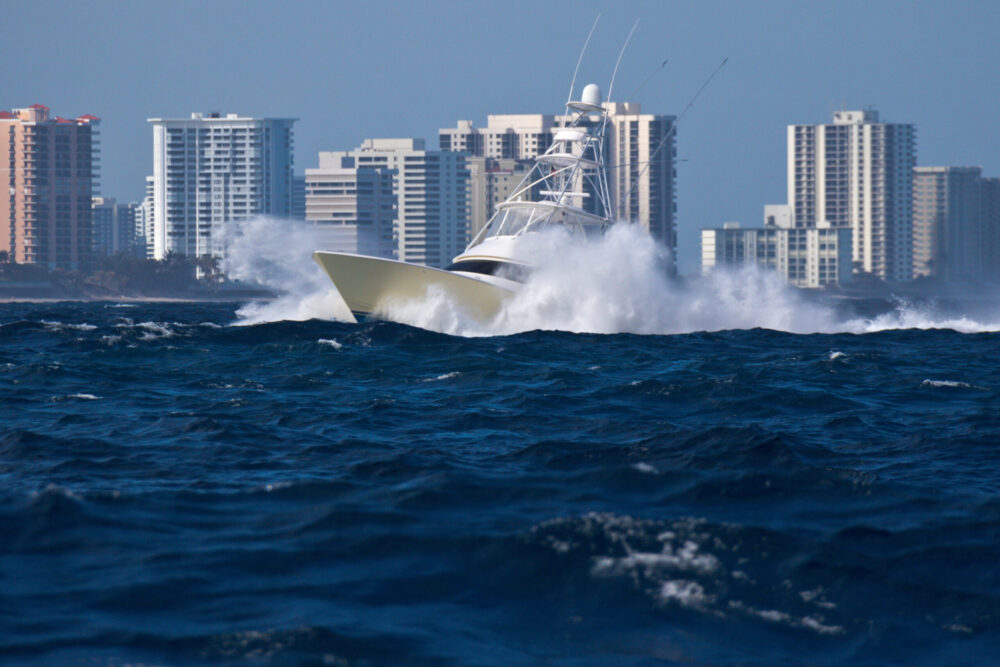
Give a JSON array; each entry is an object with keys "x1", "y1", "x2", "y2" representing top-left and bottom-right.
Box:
[
  {"x1": 657, "y1": 580, "x2": 709, "y2": 608},
  {"x1": 42, "y1": 320, "x2": 97, "y2": 332},
  {"x1": 136, "y1": 321, "x2": 175, "y2": 339},
  {"x1": 828, "y1": 351, "x2": 846, "y2": 361},
  {"x1": 318, "y1": 338, "x2": 342, "y2": 350},
  {"x1": 728, "y1": 600, "x2": 844, "y2": 635},
  {"x1": 591, "y1": 539, "x2": 720, "y2": 577},
  {"x1": 53, "y1": 393, "x2": 100, "y2": 401},
  {"x1": 632, "y1": 462, "x2": 657, "y2": 474},
  {"x1": 921, "y1": 379, "x2": 980, "y2": 389},
  {"x1": 423, "y1": 371, "x2": 460, "y2": 382}
]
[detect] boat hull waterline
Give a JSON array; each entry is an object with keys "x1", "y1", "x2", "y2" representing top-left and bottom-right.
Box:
[{"x1": 312, "y1": 251, "x2": 516, "y2": 324}]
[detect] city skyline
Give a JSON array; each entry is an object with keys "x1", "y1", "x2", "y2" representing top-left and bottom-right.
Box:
[{"x1": 3, "y1": 0, "x2": 999, "y2": 272}]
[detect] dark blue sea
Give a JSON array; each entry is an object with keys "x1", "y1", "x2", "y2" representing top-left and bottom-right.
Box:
[{"x1": 2, "y1": 300, "x2": 1000, "y2": 665}]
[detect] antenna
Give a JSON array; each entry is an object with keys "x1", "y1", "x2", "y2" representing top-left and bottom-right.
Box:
[
  {"x1": 606, "y1": 19, "x2": 639, "y2": 104},
  {"x1": 567, "y1": 16, "x2": 601, "y2": 108},
  {"x1": 600, "y1": 19, "x2": 641, "y2": 217},
  {"x1": 621, "y1": 57, "x2": 729, "y2": 219}
]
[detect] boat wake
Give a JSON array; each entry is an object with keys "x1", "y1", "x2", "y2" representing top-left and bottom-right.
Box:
[{"x1": 226, "y1": 217, "x2": 1000, "y2": 336}]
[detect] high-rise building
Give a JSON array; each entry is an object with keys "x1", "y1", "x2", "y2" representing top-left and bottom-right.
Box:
[
  {"x1": 318, "y1": 139, "x2": 468, "y2": 268},
  {"x1": 305, "y1": 156, "x2": 396, "y2": 259},
  {"x1": 465, "y1": 156, "x2": 532, "y2": 241},
  {"x1": 440, "y1": 102, "x2": 677, "y2": 252},
  {"x1": 92, "y1": 197, "x2": 139, "y2": 257},
  {"x1": 983, "y1": 178, "x2": 1000, "y2": 283},
  {"x1": 0, "y1": 104, "x2": 100, "y2": 268},
  {"x1": 912, "y1": 167, "x2": 984, "y2": 283},
  {"x1": 291, "y1": 174, "x2": 306, "y2": 220},
  {"x1": 788, "y1": 109, "x2": 916, "y2": 281},
  {"x1": 147, "y1": 112, "x2": 296, "y2": 260},
  {"x1": 135, "y1": 176, "x2": 155, "y2": 258}
]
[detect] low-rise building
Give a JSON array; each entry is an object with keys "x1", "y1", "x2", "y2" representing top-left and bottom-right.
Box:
[{"x1": 701, "y1": 207, "x2": 852, "y2": 287}]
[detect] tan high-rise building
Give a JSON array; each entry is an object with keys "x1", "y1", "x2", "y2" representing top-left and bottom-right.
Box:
[
  {"x1": 0, "y1": 105, "x2": 100, "y2": 268},
  {"x1": 465, "y1": 156, "x2": 533, "y2": 240},
  {"x1": 912, "y1": 167, "x2": 983, "y2": 282}
]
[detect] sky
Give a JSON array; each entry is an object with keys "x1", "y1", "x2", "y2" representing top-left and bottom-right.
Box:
[{"x1": 3, "y1": 0, "x2": 999, "y2": 273}]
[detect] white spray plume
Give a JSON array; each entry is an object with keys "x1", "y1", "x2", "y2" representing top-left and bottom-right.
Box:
[
  {"x1": 219, "y1": 216, "x2": 353, "y2": 325},
  {"x1": 383, "y1": 224, "x2": 843, "y2": 336},
  {"x1": 221, "y1": 217, "x2": 1000, "y2": 336}
]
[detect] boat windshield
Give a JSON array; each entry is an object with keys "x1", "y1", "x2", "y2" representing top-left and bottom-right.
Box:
[
  {"x1": 488, "y1": 205, "x2": 552, "y2": 237},
  {"x1": 483, "y1": 203, "x2": 606, "y2": 240}
]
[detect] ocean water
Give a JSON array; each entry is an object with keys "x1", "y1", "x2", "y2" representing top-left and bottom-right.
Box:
[{"x1": 2, "y1": 297, "x2": 1000, "y2": 665}]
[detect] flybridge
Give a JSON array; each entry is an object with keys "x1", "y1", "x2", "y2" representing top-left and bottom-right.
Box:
[{"x1": 468, "y1": 81, "x2": 614, "y2": 247}]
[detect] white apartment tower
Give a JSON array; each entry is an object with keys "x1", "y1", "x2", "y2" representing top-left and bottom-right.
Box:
[
  {"x1": 789, "y1": 109, "x2": 916, "y2": 281},
  {"x1": 148, "y1": 112, "x2": 296, "y2": 260},
  {"x1": 318, "y1": 139, "x2": 468, "y2": 268},
  {"x1": 605, "y1": 102, "x2": 676, "y2": 248},
  {"x1": 440, "y1": 102, "x2": 676, "y2": 251}
]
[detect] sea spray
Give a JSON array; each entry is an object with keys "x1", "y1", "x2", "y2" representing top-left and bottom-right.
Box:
[
  {"x1": 382, "y1": 224, "x2": 843, "y2": 336},
  {"x1": 220, "y1": 216, "x2": 354, "y2": 325},
  {"x1": 221, "y1": 216, "x2": 1000, "y2": 336}
]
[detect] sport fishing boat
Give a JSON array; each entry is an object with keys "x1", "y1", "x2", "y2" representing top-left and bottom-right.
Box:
[{"x1": 312, "y1": 82, "x2": 615, "y2": 324}]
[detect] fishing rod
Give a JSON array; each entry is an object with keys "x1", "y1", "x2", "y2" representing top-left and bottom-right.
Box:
[
  {"x1": 619, "y1": 57, "x2": 729, "y2": 220},
  {"x1": 566, "y1": 15, "x2": 601, "y2": 109},
  {"x1": 625, "y1": 58, "x2": 669, "y2": 103}
]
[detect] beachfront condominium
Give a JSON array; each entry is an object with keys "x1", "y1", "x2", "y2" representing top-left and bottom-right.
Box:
[
  {"x1": 912, "y1": 166, "x2": 1000, "y2": 284},
  {"x1": 0, "y1": 105, "x2": 100, "y2": 269},
  {"x1": 317, "y1": 139, "x2": 468, "y2": 268},
  {"x1": 464, "y1": 156, "x2": 533, "y2": 240},
  {"x1": 700, "y1": 207, "x2": 853, "y2": 288},
  {"x1": 305, "y1": 156, "x2": 396, "y2": 259},
  {"x1": 92, "y1": 197, "x2": 139, "y2": 257},
  {"x1": 984, "y1": 178, "x2": 1000, "y2": 283},
  {"x1": 440, "y1": 102, "x2": 677, "y2": 252},
  {"x1": 147, "y1": 112, "x2": 296, "y2": 260},
  {"x1": 789, "y1": 109, "x2": 916, "y2": 281}
]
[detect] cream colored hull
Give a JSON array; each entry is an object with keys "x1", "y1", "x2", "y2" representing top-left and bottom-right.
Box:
[{"x1": 312, "y1": 251, "x2": 516, "y2": 323}]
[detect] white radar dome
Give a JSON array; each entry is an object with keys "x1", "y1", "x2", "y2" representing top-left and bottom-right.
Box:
[{"x1": 581, "y1": 83, "x2": 602, "y2": 107}]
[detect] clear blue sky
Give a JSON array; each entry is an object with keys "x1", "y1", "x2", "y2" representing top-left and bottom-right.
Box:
[{"x1": 3, "y1": 0, "x2": 998, "y2": 273}]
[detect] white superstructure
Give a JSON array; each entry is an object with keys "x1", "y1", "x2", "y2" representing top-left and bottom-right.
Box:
[
  {"x1": 440, "y1": 102, "x2": 676, "y2": 252},
  {"x1": 148, "y1": 112, "x2": 296, "y2": 260}
]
